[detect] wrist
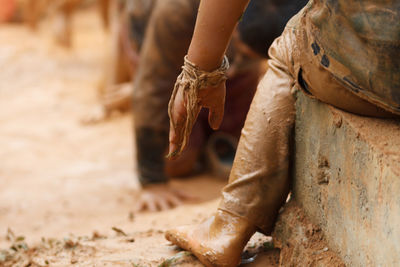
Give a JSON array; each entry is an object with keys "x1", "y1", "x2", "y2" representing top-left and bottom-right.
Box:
[
  {"x1": 182, "y1": 55, "x2": 230, "y2": 89},
  {"x1": 167, "y1": 55, "x2": 229, "y2": 158},
  {"x1": 187, "y1": 49, "x2": 225, "y2": 72}
]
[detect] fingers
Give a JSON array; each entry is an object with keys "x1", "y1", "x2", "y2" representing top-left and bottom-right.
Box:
[
  {"x1": 168, "y1": 111, "x2": 200, "y2": 159},
  {"x1": 165, "y1": 194, "x2": 182, "y2": 208},
  {"x1": 198, "y1": 84, "x2": 225, "y2": 130},
  {"x1": 168, "y1": 119, "x2": 187, "y2": 159},
  {"x1": 135, "y1": 190, "x2": 190, "y2": 212},
  {"x1": 208, "y1": 104, "x2": 224, "y2": 130},
  {"x1": 208, "y1": 87, "x2": 225, "y2": 130},
  {"x1": 146, "y1": 198, "x2": 158, "y2": 212},
  {"x1": 168, "y1": 105, "x2": 202, "y2": 159},
  {"x1": 157, "y1": 197, "x2": 170, "y2": 211},
  {"x1": 168, "y1": 87, "x2": 187, "y2": 159},
  {"x1": 168, "y1": 122, "x2": 180, "y2": 159},
  {"x1": 134, "y1": 198, "x2": 146, "y2": 212},
  {"x1": 136, "y1": 195, "x2": 180, "y2": 212},
  {"x1": 134, "y1": 195, "x2": 158, "y2": 212},
  {"x1": 135, "y1": 195, "x2": 166, "y2": 212}
]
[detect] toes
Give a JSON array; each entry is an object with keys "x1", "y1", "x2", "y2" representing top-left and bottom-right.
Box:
[
  {"x1": 164, "y1": 229, "x2": 178, "y2": 243},
  {"x1": 165, "y1": 228, "x2": 188, "y2": 249}
]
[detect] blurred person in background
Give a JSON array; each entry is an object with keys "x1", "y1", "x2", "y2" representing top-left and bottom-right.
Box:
[
  {"x1": 87, "y1": 0, "x2": 154, "y2": 122},
  {"x1": 13, "y1": 0, "x2": 111, "y2": 47}
]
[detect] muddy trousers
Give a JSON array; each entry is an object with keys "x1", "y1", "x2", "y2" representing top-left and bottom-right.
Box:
[
  {"x1": 218, "y1": 28, "x2": 296, "y2": 234},
  {"x1": 218, "y1": 21, "x2": 397, "y2": 234}
]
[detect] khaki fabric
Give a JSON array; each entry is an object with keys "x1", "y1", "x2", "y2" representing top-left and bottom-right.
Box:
[
  {"x1": 300, "y1": 0, "x2": 400, "y2": 114},
  {"x1": 219, "y1": 26, "x2": 297, "y2": 234}
]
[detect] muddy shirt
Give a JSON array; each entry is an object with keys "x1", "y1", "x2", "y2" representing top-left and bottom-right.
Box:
[{"x1": 303, "y1": 0, "x2": 400, "y2": 113}]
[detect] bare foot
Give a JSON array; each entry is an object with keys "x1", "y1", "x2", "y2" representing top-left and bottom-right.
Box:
[{"x1": 165, "y1": 210, "x2": 256, "y2": 267}]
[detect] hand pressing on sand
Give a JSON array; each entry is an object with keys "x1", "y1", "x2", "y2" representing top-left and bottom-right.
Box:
[{"x1": 135, "y1": 184, "x2": 193, "y2": 212}]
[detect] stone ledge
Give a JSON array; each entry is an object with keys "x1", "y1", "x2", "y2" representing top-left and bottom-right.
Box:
[{"x1": 291, "y1": 92, "x2": 400, "y2": 266}]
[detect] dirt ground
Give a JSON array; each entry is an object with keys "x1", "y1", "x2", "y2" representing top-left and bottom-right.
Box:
[{"x1": 0, "y1": 7, "x2": 279, "y2": 267}]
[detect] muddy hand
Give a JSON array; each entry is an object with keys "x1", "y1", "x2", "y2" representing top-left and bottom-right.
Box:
[
  {"x1": 167, "y1": 55, "x2": 229, "y2": 159},
  {"x1": 168, "y1": 82, "x2": 225, "y2": 159}
]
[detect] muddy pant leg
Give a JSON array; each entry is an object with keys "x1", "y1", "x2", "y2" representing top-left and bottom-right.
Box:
[
  {"x1": 132, "y1": 0, "x2": 199, "y2": 184},
  {"x1": 219, "y1": 30, "x2": 296, "y2": 234}
]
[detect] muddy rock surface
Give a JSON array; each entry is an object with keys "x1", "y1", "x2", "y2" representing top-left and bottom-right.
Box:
[{"x1": 273, "y1": 201, "x2": 345, "y2": 267}]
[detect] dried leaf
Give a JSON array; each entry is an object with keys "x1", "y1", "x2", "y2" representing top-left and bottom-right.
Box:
[
  {"x1": 112, "y1": 227, "x2": 127, "y2": 236},
  {"x1": 16, "y1": 236, "x2": 25, "y2": 242}
]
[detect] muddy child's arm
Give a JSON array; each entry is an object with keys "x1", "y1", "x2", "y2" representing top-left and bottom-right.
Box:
[
  {"x1": 187, "y1": 0, "x2": 250, "y2": 71},
  {"x1": 168, "y1": 0, "x2": 250, "y2": 158}
]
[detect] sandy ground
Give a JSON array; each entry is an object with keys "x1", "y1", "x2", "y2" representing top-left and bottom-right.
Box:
[{"x1": 0, "y1": 7, "x2": 279, "y2": 267}]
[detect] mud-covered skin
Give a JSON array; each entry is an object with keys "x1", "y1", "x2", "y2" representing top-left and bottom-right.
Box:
[
  {"x1": 165, "y1": 210, "x2": 256, "y2": 267},
  {"x1": 303, "y1": 0, "x2": 400, "y2": 114}
]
